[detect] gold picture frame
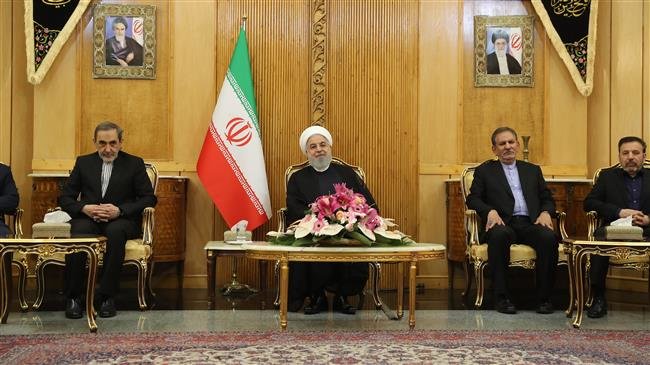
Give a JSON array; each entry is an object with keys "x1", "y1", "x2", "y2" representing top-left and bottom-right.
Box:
[
  {"x1": 474, "y1": 15, "x2": 534, "y2": 87},
  {"x1": 92, "y1": 4, "x2": 156, "y2": 79}
]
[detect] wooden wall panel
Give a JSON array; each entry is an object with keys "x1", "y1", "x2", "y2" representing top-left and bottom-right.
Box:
[
  {"x1": 587, "y1": 0, "x2": 611, "y2": 173},
  {"x1": 609, "y1": 0, "x2": 643, "y2": 160},
  {"x1": 0, "y1": 1, "x2": 11, "y2": 161},
  {"x1": 461, "y1": 1, "x2": 545, "y2": 164},
  {"x1": 328, "y1": 0, "x2": 419, "y2": 240},
  {"x1": 79, "y1": 0, "x2": 171, "y2": 160}
]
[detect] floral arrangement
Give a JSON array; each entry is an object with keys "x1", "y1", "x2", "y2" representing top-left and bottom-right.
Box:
[{"x1": 268, "y1": 183, "x2": 413, "y2": 247}]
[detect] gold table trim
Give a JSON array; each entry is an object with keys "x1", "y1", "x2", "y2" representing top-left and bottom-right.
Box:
[
  {"x1": 0, "y1": 237, "x2": 107, "y2": 333},
  {"x1": 244, "y1": 243, "x2": 446, "y2": 330},
  {"x1": 563, "y1": 238, "x2": 650, "y2": 328}
]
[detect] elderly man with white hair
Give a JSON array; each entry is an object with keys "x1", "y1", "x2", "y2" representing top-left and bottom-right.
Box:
[{"x1": 286, "y1": 125, "x2": 378, "y2": 315}]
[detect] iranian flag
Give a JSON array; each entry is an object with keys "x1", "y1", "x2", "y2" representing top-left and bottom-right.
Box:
[{"x1": 197, "y1": 27, "x2": 272, "y2": 230}]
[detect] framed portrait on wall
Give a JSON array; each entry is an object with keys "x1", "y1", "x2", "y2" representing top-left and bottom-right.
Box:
[
  {"x1": 474, "y1": 15, "x2": 534, "y2": 87},
  {"x1": 92, "y1": 4, "x2": 156, "y2": 79}
]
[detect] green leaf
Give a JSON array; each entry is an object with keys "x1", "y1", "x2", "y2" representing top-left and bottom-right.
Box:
[{"x1": 345, "y1": 231, "x2": 373, "y2": 246}]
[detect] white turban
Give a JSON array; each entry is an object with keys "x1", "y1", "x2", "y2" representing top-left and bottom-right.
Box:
[{"x1": 299, "y1": 126, "x2": 333, "y2": 155}]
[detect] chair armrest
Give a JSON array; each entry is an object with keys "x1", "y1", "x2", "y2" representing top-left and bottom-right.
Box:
[
  {"x1": 141, "y1": 207, "x2": 155, "y2": 245},
  {"x1": 555, "y1": 210, "x2": 568, "y2": 240},
  {"x1": 586, "y1": 211, "x2": 600, "y2": 241},
  {"x1": 464, "y1": 209, "x2": 481, "y2": 246},
  {"x1": 277, "y1": 208, "x2": 287, "y2": 233},
  {"x1": 13, "y1": 208, "x2": 24, "y2": 238}
]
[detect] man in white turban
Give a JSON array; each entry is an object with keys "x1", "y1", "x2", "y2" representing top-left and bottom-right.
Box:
[{"x1": 286, "y1": 125, "x2": 377, "y2": 315}]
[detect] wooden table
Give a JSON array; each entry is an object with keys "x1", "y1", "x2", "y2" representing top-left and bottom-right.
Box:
[
  {"x1": 242, "y1": 242, "x2": 446, "y2": 330},
  {"x1": 563, "y1": 238, "x2": 650, "y2": 328},
  {"x1": 0, "y1": 237, "x2": 106, "y2": 332}
]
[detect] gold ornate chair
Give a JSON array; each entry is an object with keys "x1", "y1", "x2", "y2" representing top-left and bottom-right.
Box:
[
  {"x1": 275, "y1": 157, "x2": 382, "y2": 309},
  {"x1": 460, "y1": 162, "x2": 569, "y2": 308},
  {"x1": 585, "y1": 160, "x2": 650, "y2": 304},
  {"x1": 30, "y1": 163, "x2": 158, "y2": 311}
]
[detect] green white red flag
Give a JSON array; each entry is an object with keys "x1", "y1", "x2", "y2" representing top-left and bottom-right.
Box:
[{"x1": 197, "y1": 27, "x2": 271, "y2": 230}]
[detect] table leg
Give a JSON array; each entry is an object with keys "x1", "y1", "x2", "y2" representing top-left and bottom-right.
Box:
[
  {"x1": 397, "y1": 262, "x2": 404, "y2": 319},
  {"x1": 572, "y1": 248, "x2": 588, "y2": 328},
  {"x1": 408, "y1": 260, "x2": 417, "y2": 329},
  {"x1": 207, "y1": 250, "x2": 216, "y2": 310},
  {"x1": 0, "y1": 250, "x2": 8, "y2": 324},
  {"x1": 565, "y1": 244, "x2": 575, "y2": 318},
  {"x1": 279, "y1": 256, "x2": 289, "y2": 330},
  {"x1": 84, "y1": 247, "x2": 99, "y2": 333}
]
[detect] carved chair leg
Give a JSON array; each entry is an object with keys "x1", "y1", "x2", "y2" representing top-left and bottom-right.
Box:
[
  {"x1": 137, "y1": 263, "x2": 148, "y2": 310},
  {"x1": 15, "y1": 262, "x2": 28, "y2": 312},
  {"x1": 474, "y1": 262, "x2": 485, "y2": 308}
]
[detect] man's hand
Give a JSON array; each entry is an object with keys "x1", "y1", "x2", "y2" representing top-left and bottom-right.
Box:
[
  {"x1": 534, "y1": 211, "x2": 554, "y2": 230},
  {"x1": 485, "y1": 210, "x2": 504, "y2": 231},
  {"x1": 620, "y1": 208, "x2": 643, "y2": 218},
  {"x1": 632, "y1": 213, "x2": 650, "y2": 227},
  {"x1": 82, "y1": 204, "x2": 121, "y2": 222}
]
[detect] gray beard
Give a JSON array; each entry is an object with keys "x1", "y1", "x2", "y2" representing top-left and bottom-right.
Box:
[{"x1": 309, "y1": 154, "x2": 332, "y2": 172}]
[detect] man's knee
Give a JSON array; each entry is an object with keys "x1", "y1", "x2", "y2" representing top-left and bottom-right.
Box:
[
  {"x1": 70, "y1": 218, "x2": 100, "y2": 236},
  {"x1": 104, "y1": 219, "x2": 137, "y2": 240},
  {"x1": 486, "y1": 225, "x2": 515, "y2": 245}
]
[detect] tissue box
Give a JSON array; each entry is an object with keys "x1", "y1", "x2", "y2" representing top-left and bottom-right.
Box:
[
  {"x1": 224, "y1": 230, "x2": 252, "y2": 242},
  {"x1": 32, "y1": 222, "x2": 72, "y2": 238},
  {"x1": 594, "y1": 225, "x2": 644, "y2": 241}
]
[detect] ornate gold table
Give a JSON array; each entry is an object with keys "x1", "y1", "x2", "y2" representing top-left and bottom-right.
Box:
[
  {"x1": 0, "y1": 237, "x2": 107, "y2": 332},
  {"x1": 563, "y1": 238, "x2": 650, "y2": 328},
  {"x1": 242, "y1": 242, "x2": 446, "y2": 330}
]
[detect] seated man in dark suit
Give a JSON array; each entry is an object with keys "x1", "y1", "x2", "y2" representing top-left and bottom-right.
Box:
[
  {"x1": 60, "y1": 121, "x2": 157, "y2": 319},
  {"x1": 0, "y1": 163, "x2": 19, "y2": 238},
  {"x1": 583, "y1": 136, "x2": 650, "y2": 318},
  {"x1": 286, "y1": 125, "x2": 377, "y2": 315},
  {"x1": 466, "y1": 126, "x2": 557, "y2": 314}
]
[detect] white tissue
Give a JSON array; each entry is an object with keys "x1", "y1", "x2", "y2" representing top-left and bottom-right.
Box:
[
  {"x1": 230, "y1": 220, "x2": 248, "y2": 233},
  {"x1": 610, "y1": 216, "x2": 634, "y2": 226},
  {"x1": 43, "y1": 210, "x2": 72, "y2": 223}
]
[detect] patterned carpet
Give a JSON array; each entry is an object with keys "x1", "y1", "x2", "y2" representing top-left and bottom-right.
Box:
[{"x1": 0, "y1": 329, "x2": 648, "y2": 364}]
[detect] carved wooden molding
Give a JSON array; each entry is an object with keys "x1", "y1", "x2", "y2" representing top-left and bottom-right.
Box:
[{"x1": 311, "y1": 0, "x2": 327, "y2": 125}]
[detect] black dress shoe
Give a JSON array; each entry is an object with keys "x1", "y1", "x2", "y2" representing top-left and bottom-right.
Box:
[
  {"x1": 65, "y1": 298, "x2": 83, "y2": 319},
  {"x1": 587, "y1": 296, "x2": 607, "y2": 318},
  {"x1": 288, "y1": 298, "x2": 304, "y2": 313},
  {"x1": 495, "y1": 298, "x2": 517, "y2": 314},
  {"x1": 536, "y1": 300, "x2": 554, "y2": 314},
  {"x1": 304, "y1": 294, "x2": 328, "y2": 315},
  {"x1": 333, "y1": 296, "x2": 356, "y2": 315},
  {"x1": 98, "y1": 297, "x2": 117, "y2": 318}
]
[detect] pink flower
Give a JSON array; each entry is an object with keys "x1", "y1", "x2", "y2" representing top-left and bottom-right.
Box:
[
  {"x1": 363, "y1": 208, "x2": 381, "y2": 231},
  {"x1": 313, "y1": 218, "x2": 325, "y2": 232}
]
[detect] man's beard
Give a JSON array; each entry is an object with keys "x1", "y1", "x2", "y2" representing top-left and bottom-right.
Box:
[
  {"x1": 496, "y1": 49, "x2": 506, "y2": 57},
  {"x1": 308, "y1": 154, "x2": 332, "y2": 172},
  {"x1": 115, "y1": 35, "x2": 126, "y2": 45}
]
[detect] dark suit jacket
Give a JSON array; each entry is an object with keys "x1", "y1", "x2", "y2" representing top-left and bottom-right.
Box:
[
  {"x1": 286, "y1": 163, "x2": 377, "y2": 224},
  {"x1": 584, "y1": 167, "x2": 650, "y2": 235},
  {"x1": 0, "y1": 163, "x2": 19, "y2": 216},
  {"x1": 466, "y1": 159, "x2": 555, "y2": 225},
  {"x1": 59, "y1": 151, "x2": 157, "y2": 224},
  {"x1": 0, "y1": 163, "x2": 19, "y2": 237},
  {"x1": 486, "y1": 52, "x2": 522, "y2": 75}
]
